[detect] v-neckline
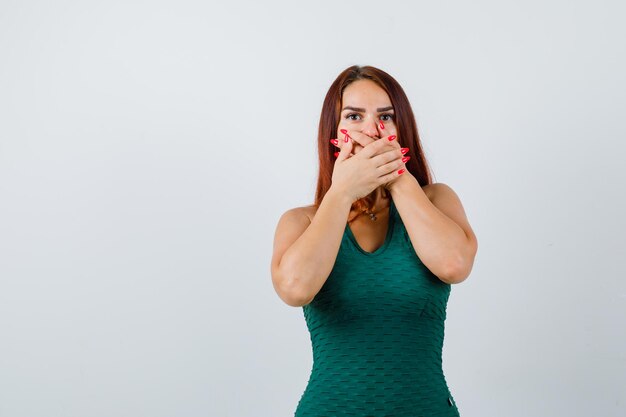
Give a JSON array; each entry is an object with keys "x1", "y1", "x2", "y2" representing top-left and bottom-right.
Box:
[{"x1": 345, "y1": 199, "x2": 395, "y2": 256}]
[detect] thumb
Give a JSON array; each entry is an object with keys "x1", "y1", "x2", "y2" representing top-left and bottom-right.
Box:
[{"x1": 337, "y1": 137, "x2": 353, "y2": 162}]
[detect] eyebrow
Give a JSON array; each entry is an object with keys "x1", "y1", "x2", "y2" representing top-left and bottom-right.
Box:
[{"x1": 342, "y1": 105, "x2": 394, "y2": 112}]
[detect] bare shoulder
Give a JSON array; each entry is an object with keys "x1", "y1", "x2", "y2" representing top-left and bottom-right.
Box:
[
  {"x1": 271, "y1": 205, "x2": 312, "y2": 273},
  {"x1": 421, "y1": 183, "x2": 438, "y2": 202},
  {"x1": 423, "y1": 182, "x2": 466, "y2": 210},
  {"x1": 300, "y1": 204, "x2": 318, "y2": 223},
  {"x1": 276, "y1": 205, "x2": 312, "y2": 229},
  {"x1": 424, "y1": 182, "x2": 477, "y2": 249},
  {"x1": 271, "y1": 206, "x2": 314, "y2": 307}
]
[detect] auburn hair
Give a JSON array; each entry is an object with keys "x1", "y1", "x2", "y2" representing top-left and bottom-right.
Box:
[{"x1": 313, "y1": 65, "x2": 434, "y2": 222}]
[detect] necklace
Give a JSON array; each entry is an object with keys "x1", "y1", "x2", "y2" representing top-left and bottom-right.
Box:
[
  {"x1": 363, "y1": 202, "x2": 389, "y2": 221},
  {"x1": 365, "y1": 208, "x2": 378, "y2": 221}
]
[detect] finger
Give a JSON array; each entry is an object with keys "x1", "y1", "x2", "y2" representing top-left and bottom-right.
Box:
[
  {"x1": 382, "y1": 134, "x2": 398, "y2": 146},
  {"x1": 378, "y1": 162, "x2": 406, "y2": 184},
  {"x1": 336, "y1": 134, "x2": 353, "y2": 161},
  {"x1": 339, "y1": 135, "x2": 365, "y2": 154},
  {"x1": 338, "y1": 128, "x2": 351, "y2": 144},
  {"x1": 385, "y1": 134, "x2": 400, "y2": 149},
  {"x1": 362, "y1": 135, "x2": 398, "y2": 158},
  {"x1": 331, "y1": 137, "x2": 356, "y2": 158},
  {"x1": 370, "y1": 143, "x2": 403, "y2": 169},
  {"x1": 340, "y1": 129, "x2": 375, "y2": 148}
]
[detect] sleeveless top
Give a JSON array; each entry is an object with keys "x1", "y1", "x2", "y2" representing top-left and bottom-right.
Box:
[{"x1": 294, "y1": 198, "x2": 460, "y2": 417}]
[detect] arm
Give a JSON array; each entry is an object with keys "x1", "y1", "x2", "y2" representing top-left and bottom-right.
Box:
[
  {"x1": 388, "y1": 173, "x2": 478, "y2": 284},
  {"x1": 270, "y1": 187, "x2": 353, "y2": 306}
]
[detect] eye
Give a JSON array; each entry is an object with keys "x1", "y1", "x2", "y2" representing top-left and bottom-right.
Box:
[
  {"x1": 380, "y1": 113, "x2": 394, "y2": 121},
  {"x1": 345, "y1": 113, "x2": 361, "y2": 121}
]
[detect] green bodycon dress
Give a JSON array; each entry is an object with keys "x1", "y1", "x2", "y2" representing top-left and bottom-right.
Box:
[{"x1": 294, "y1": 198, "x2": 460, "y2": 417}]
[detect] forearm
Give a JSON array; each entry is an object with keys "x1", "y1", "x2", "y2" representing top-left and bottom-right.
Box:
[
  {"x1": 279, "y1": 187, "x2": 353, "y2": 302},
  {"x1": 389, "y1": 173, "x2": 469, "y2": 284}
]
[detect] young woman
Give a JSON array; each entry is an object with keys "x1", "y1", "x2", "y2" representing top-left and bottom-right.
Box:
[{"x1": 271, "y1": 65, "x2": 478, "y2": 416}]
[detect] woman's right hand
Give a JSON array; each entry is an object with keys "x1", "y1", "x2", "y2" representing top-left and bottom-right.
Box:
[{"x1": 331, "y1": 135, "x2": 406, "y2": 202}]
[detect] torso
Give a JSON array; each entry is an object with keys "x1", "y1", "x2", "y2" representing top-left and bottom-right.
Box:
[{"x1": 300, "y1": 185, "x2": 436, "y2": 254}]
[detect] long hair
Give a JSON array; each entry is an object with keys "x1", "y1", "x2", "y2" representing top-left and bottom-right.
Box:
[{"x1": 313, "y1": 65, "x2": 434, "y2": 221}]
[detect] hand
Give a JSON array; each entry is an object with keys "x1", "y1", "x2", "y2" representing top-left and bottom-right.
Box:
[
  {"x1": 331, "y1": 129, "x2": 373, "y2": 157},
  {"x1": 331, "y1": 130, "x2": 407, "y2": 202},
  {"x1": 331, "y1": 129, "x2": 409, "y2": 192}
]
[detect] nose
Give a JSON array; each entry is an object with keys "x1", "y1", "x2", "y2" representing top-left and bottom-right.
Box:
[{"x1": 361, "y1": 116, "x2": 380, "y2": 139}]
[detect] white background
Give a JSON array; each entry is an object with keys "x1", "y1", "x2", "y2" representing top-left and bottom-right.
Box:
[{"x1": 1, "y1": 1, "x2": 624, "y2": 416}]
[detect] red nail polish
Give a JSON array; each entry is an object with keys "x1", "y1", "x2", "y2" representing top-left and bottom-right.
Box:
[
  {"x1": 379, "y1": 121, "x2": 385, "y2": 129},
  {"x1": 402, "y1": 156, "x2": 410, "y2": 163},
  {"x1": 401, "y1": 147, "x2": 409, "y2": 155},
  {"x1": 398, "y1": 169, "x2": 405, "y2": 175},
  {"x1": 387, "y1": 135, "x2": 396, "y2": 141},
  {"x1": 340, "y1": 129, "x2": 347, "y2": 134},
  {"x1": 334, "y1": 151, "x2": 339, "y2": 157},
  {"x1": 330, "y1": 139, "x2": 338, "y2": 146},
  {"x1": 344, "y1": 134, "x2": 349, "y2": 143}
]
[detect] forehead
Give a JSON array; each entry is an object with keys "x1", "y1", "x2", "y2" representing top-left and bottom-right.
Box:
[{"x1": 342, "y1": 79, "x2": 391, "y2": 107}]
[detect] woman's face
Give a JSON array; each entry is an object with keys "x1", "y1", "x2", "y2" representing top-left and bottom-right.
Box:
[{"x1": 337, "y1": 79, "x2": 397, "y2": 155}]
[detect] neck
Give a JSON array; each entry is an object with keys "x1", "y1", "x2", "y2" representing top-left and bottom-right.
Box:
[
  {"x1": 370, "y1": 187, "x2": 390, "y2": 210},
  {"x1": 350, "y1": 187, "x2": 390, "y2": 217}
]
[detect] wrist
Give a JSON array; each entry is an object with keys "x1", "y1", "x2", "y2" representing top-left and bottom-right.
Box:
[
  {"x1": 388, "y1": 170, "x2": 417, "y2": 195},
  {"x1": 326, "y1": 186, "x2": 354, "y2": 209}
]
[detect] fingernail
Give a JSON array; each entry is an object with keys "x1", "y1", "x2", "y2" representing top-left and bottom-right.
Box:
[
  {"x1": 330, "y1": 139, "x2": 339, "y2": 146},
  {"x1": 398, "y1": 169, "x2": 405, "y2": 175},
  {"x1": 402, "y1": 156, "x2": 410, "y2": 163},
  {"x1": 387, "y1": 135, "x2": 396, "y2": 141},
  {"x1": 379, "y1": 121, "x2": 385, "y2": 130},
  {"x1": 401, "y1": 147, "x2": 409, "y2": 155},
  {"x1": 334, "y1": 151, "x2": 339, "y2": 157},
  {"x1": 340, "y1": 129, "x2": 347, "y2": 134}
]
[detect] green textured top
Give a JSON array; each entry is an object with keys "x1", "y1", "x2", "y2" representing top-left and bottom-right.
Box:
[{"x1": 294, "y1": 198, "x2": 460, "y2": 417}]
